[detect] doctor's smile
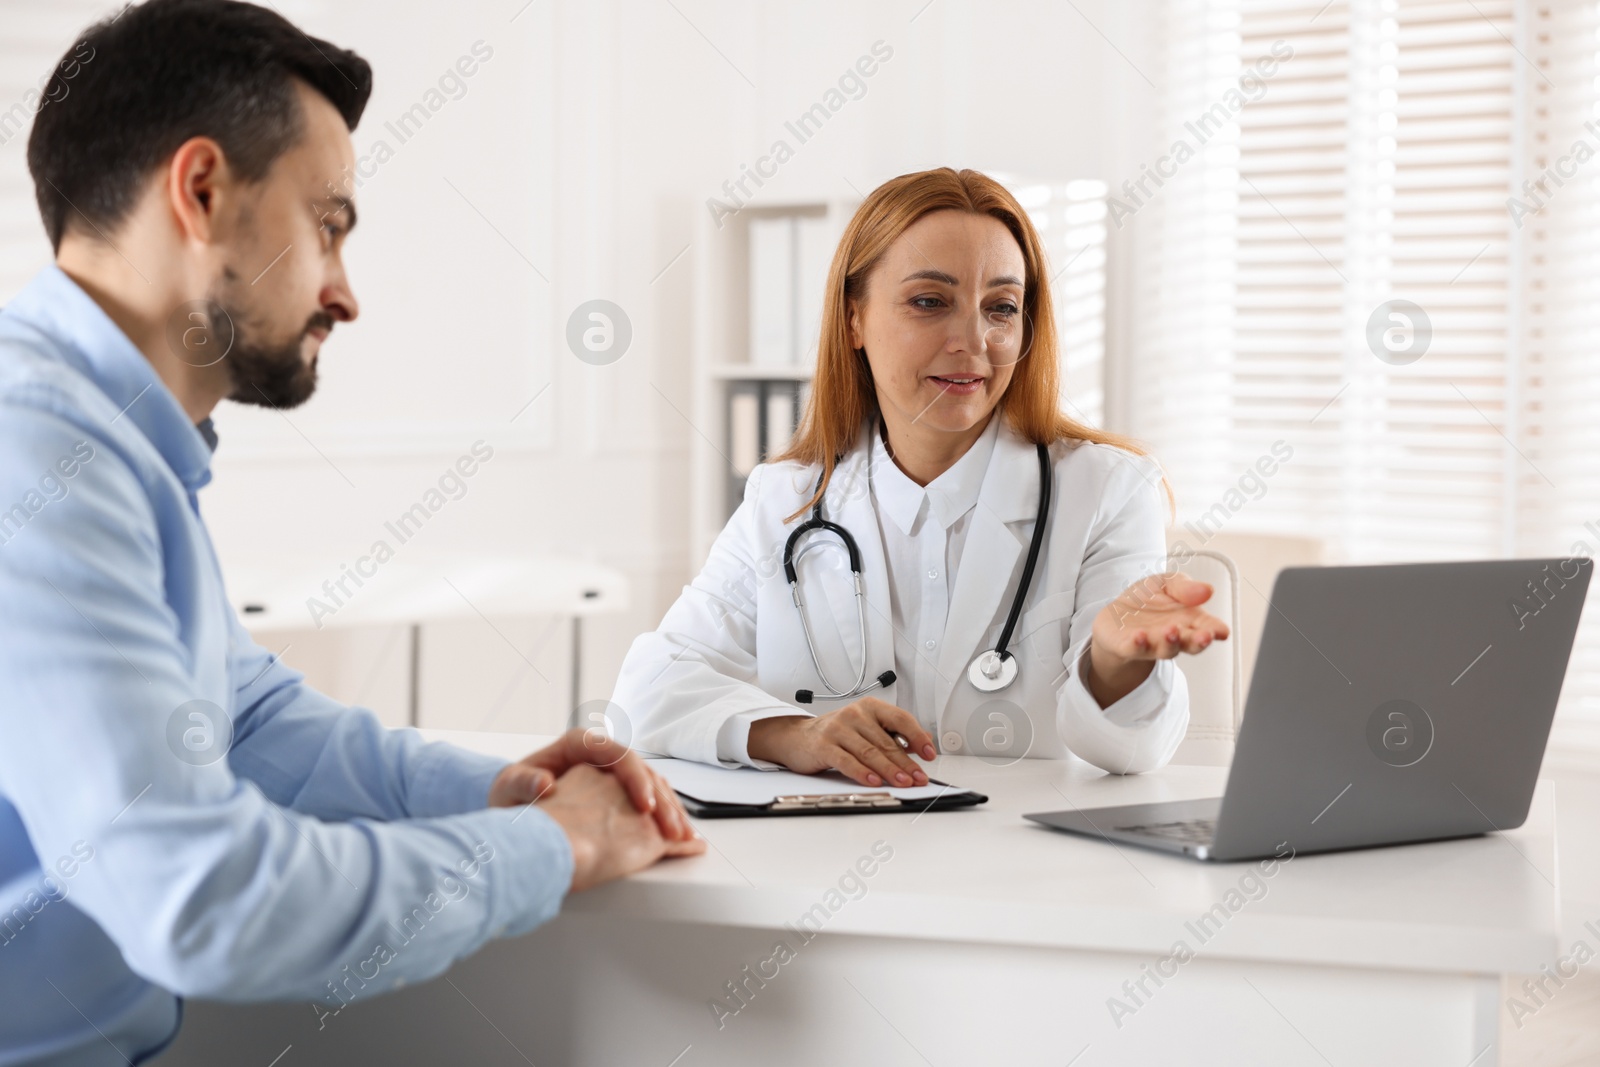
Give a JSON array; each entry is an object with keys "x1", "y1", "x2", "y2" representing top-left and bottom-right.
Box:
[{"x1": 616, "y1": 167, "x2": 1230, "y2": 789}]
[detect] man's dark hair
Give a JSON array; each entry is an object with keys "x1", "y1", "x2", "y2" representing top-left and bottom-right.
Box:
[{"x1": 27, "y1": 0, "x2": 371, "y2": 251}]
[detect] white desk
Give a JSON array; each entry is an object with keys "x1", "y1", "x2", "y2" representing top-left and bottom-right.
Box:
[
  {"x1": 223, "y1": 553, "x2": 628, "y2": 724},
  {"x1": 412, "y1": 730, "x2": 1554, "y2": 1066}
]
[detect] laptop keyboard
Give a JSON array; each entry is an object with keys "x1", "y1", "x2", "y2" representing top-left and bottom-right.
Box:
[{"x1": 1115, "y1": 818, "x2": 1217, "y2": 845}]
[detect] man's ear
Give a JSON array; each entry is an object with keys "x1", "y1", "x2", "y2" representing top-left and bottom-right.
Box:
[{"x1": 165, "y1": 136, "x2": 229, "y2": 246}]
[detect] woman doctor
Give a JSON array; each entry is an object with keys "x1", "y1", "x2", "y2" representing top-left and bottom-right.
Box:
[{"x1": 614, "y1": 167, "x2": 1228, "y2": 788}]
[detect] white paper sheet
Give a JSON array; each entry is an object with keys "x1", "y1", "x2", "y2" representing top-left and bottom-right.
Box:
[{"x1": 649, "y1": 756, "x2": 957, "y2": 805}]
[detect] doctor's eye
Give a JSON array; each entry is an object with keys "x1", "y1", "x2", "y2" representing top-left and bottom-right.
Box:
[
  {"x1": 988, "y1": 302, "x2": 1020, "y2": 318},
  {"x1": 908, "y1": 295, "x2": 946, "y2": 311}
]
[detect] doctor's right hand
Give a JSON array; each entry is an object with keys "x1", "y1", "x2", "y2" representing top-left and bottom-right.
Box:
[
  {"x1": 747, "y1": 699, "x2": 937, "y2": 788},
  {"x1": 536, "y1": 764, "x2": 706, "y2": 893}
]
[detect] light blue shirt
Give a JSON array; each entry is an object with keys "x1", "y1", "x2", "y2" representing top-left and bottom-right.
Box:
[{"x1": 0, "y1": 266, "x2": 574, "y2": 1065}]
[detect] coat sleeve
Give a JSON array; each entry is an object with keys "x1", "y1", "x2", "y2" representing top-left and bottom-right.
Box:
[
  {"x1": 612, "y1": 464, "x2": 808, "y2": 766},
  {"x1": 1053, "y1": 448, "x2": 1191, "y2": 774}
]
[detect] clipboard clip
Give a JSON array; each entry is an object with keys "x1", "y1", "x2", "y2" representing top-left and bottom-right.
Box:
[{"x1": 771, "y1": 792, "x2": 903, "y2": 811}]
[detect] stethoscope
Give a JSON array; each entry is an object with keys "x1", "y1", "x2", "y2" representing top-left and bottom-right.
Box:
[{"x1": 783, "y1": 435, "x2": 1053, "y2": 704}]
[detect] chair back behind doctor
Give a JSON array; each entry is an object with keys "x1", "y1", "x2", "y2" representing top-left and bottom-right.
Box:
[{"x1": 1165, "y1": 531, "x2": 1325, "y2": 765}]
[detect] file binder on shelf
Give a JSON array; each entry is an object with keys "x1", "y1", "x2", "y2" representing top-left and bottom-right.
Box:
[
  {"x1": 748, "y1": 212, "x2": 830, "y2": 368},
  {"x1": 725, "y1": 378, "x2": 804, "y2": 511}
]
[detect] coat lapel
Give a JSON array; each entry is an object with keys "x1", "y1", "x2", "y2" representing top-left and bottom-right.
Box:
[{"x1": 933, "y1": 423, "x2": 1041, "y2": 716}]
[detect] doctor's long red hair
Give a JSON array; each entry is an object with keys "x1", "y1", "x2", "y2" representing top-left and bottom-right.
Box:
[{"x1": 771, "y1": 166, "x2": 1172, "y2": 523}]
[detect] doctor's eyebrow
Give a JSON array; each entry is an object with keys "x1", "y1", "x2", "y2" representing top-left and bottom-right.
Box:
[{"x1": 901, "y1": 268, "x2": 1023, "y2": 288}]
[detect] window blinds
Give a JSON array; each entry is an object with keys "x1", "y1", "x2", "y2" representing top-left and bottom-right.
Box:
[
  {"x1": 1009, "y1": 177, "x2": 1111, "y2": 430},
  {"x1": 1130, "y1": 0, "x2": 1600, "y2": 755},
  {"x1": 1519, "y1": 0, "x2": 1600, "y2": 755}
]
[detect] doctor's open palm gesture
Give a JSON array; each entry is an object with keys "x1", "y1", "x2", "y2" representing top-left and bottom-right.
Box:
[{"x1": 1086, "y1": 572, "x2": 1230, "y2": 705}]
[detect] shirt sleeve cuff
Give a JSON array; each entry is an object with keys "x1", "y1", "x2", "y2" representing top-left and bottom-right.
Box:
[
  {"x1": 714, "y1": 708, "x2": 813, "y2": 767},
  {"x1": 477, "y1": 805, "x2": 576, "y2": 939},
  {"x1": 1067, "y1": 642, "x2": 1175, "y2": 727},
  {"x1": 409, "y1": 739, "x2": 512, "y2": 817}
]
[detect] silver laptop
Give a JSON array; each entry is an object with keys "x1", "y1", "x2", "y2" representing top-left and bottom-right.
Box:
[{"x1": 1025, "y1": 558, "x2": 1592, "y2": 861}]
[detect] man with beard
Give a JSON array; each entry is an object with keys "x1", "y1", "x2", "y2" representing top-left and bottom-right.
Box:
[{"x1": 0, "y1": 2, "x2": 702, "y2": 1063}]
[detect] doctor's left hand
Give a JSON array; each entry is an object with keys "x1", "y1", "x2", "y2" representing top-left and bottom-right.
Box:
[
  {"x1": 1087, "y1": 572, "x2": 1230, "y2": 704},
  {"x1": 487, "y1": 728, "x2": 698, "y2": 844}
]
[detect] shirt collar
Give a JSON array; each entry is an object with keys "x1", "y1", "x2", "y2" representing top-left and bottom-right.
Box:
[
  {"x1": 196, "y1": 417, "x2": 219, "y2": 453},
  {"x1": 2, "y1": 265, "x2": 215, "y2": 490},
  {"x1": 870, "y1": 412, "x2": 1002, "y2": 535},
  {"x1": 870, "y1": 426, "x2": 927, "y2": 535}
]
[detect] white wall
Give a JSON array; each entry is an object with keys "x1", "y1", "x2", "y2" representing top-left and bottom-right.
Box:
[{"x1": 2, "y1": 0, "x2": 1160, "y2": 731}]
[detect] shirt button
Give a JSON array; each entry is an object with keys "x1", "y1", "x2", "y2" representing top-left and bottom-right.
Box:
[
  {"x1": 926, "y1": 568, "x2": 939, "y2": 580},
  {"x1": 941, "y1": 731, "x2": 963, "y2": 752},
  {"x1": 924, "y1": 639, "x2": 936, "y2": 650}
]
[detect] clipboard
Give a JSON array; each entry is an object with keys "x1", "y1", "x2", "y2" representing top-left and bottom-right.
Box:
[{"x1": 648, "y1": 757, "x2": 988, "y2": 818}]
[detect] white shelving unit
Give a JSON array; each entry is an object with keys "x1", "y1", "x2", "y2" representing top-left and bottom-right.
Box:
[{"x1": 688, "y1": 196, "x2": 859, "y2": 564}]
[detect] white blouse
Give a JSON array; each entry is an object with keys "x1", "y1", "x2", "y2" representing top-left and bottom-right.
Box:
[{"x1": 869, "y1": 413, "x2": 1000, "y2": 734}]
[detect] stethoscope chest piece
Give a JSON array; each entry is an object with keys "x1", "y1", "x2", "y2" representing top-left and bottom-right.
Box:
[{"x1": 967, "y1": 649, "x2": 1018, "y2": 692}]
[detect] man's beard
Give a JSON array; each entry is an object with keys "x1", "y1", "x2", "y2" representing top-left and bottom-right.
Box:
[
  {"x1": 208, "y1": 272, "x2": 331, "y2": 410},
  {"x1": 224, "y1": 320, "x2": 325, "y2": 410}
]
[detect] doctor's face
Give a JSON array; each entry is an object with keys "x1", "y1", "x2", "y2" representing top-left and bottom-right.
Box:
[{"x1": 848, "y1": 209, "x2": 1027, "y2": 440}]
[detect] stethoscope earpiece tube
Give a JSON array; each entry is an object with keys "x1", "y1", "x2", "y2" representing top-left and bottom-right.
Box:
[
  {"x1": 794, "y1": 672, "x2": 894, "y2": 707},
  {"x1": 786, "y1": 470, "x2": 881, "y2": 703}
]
